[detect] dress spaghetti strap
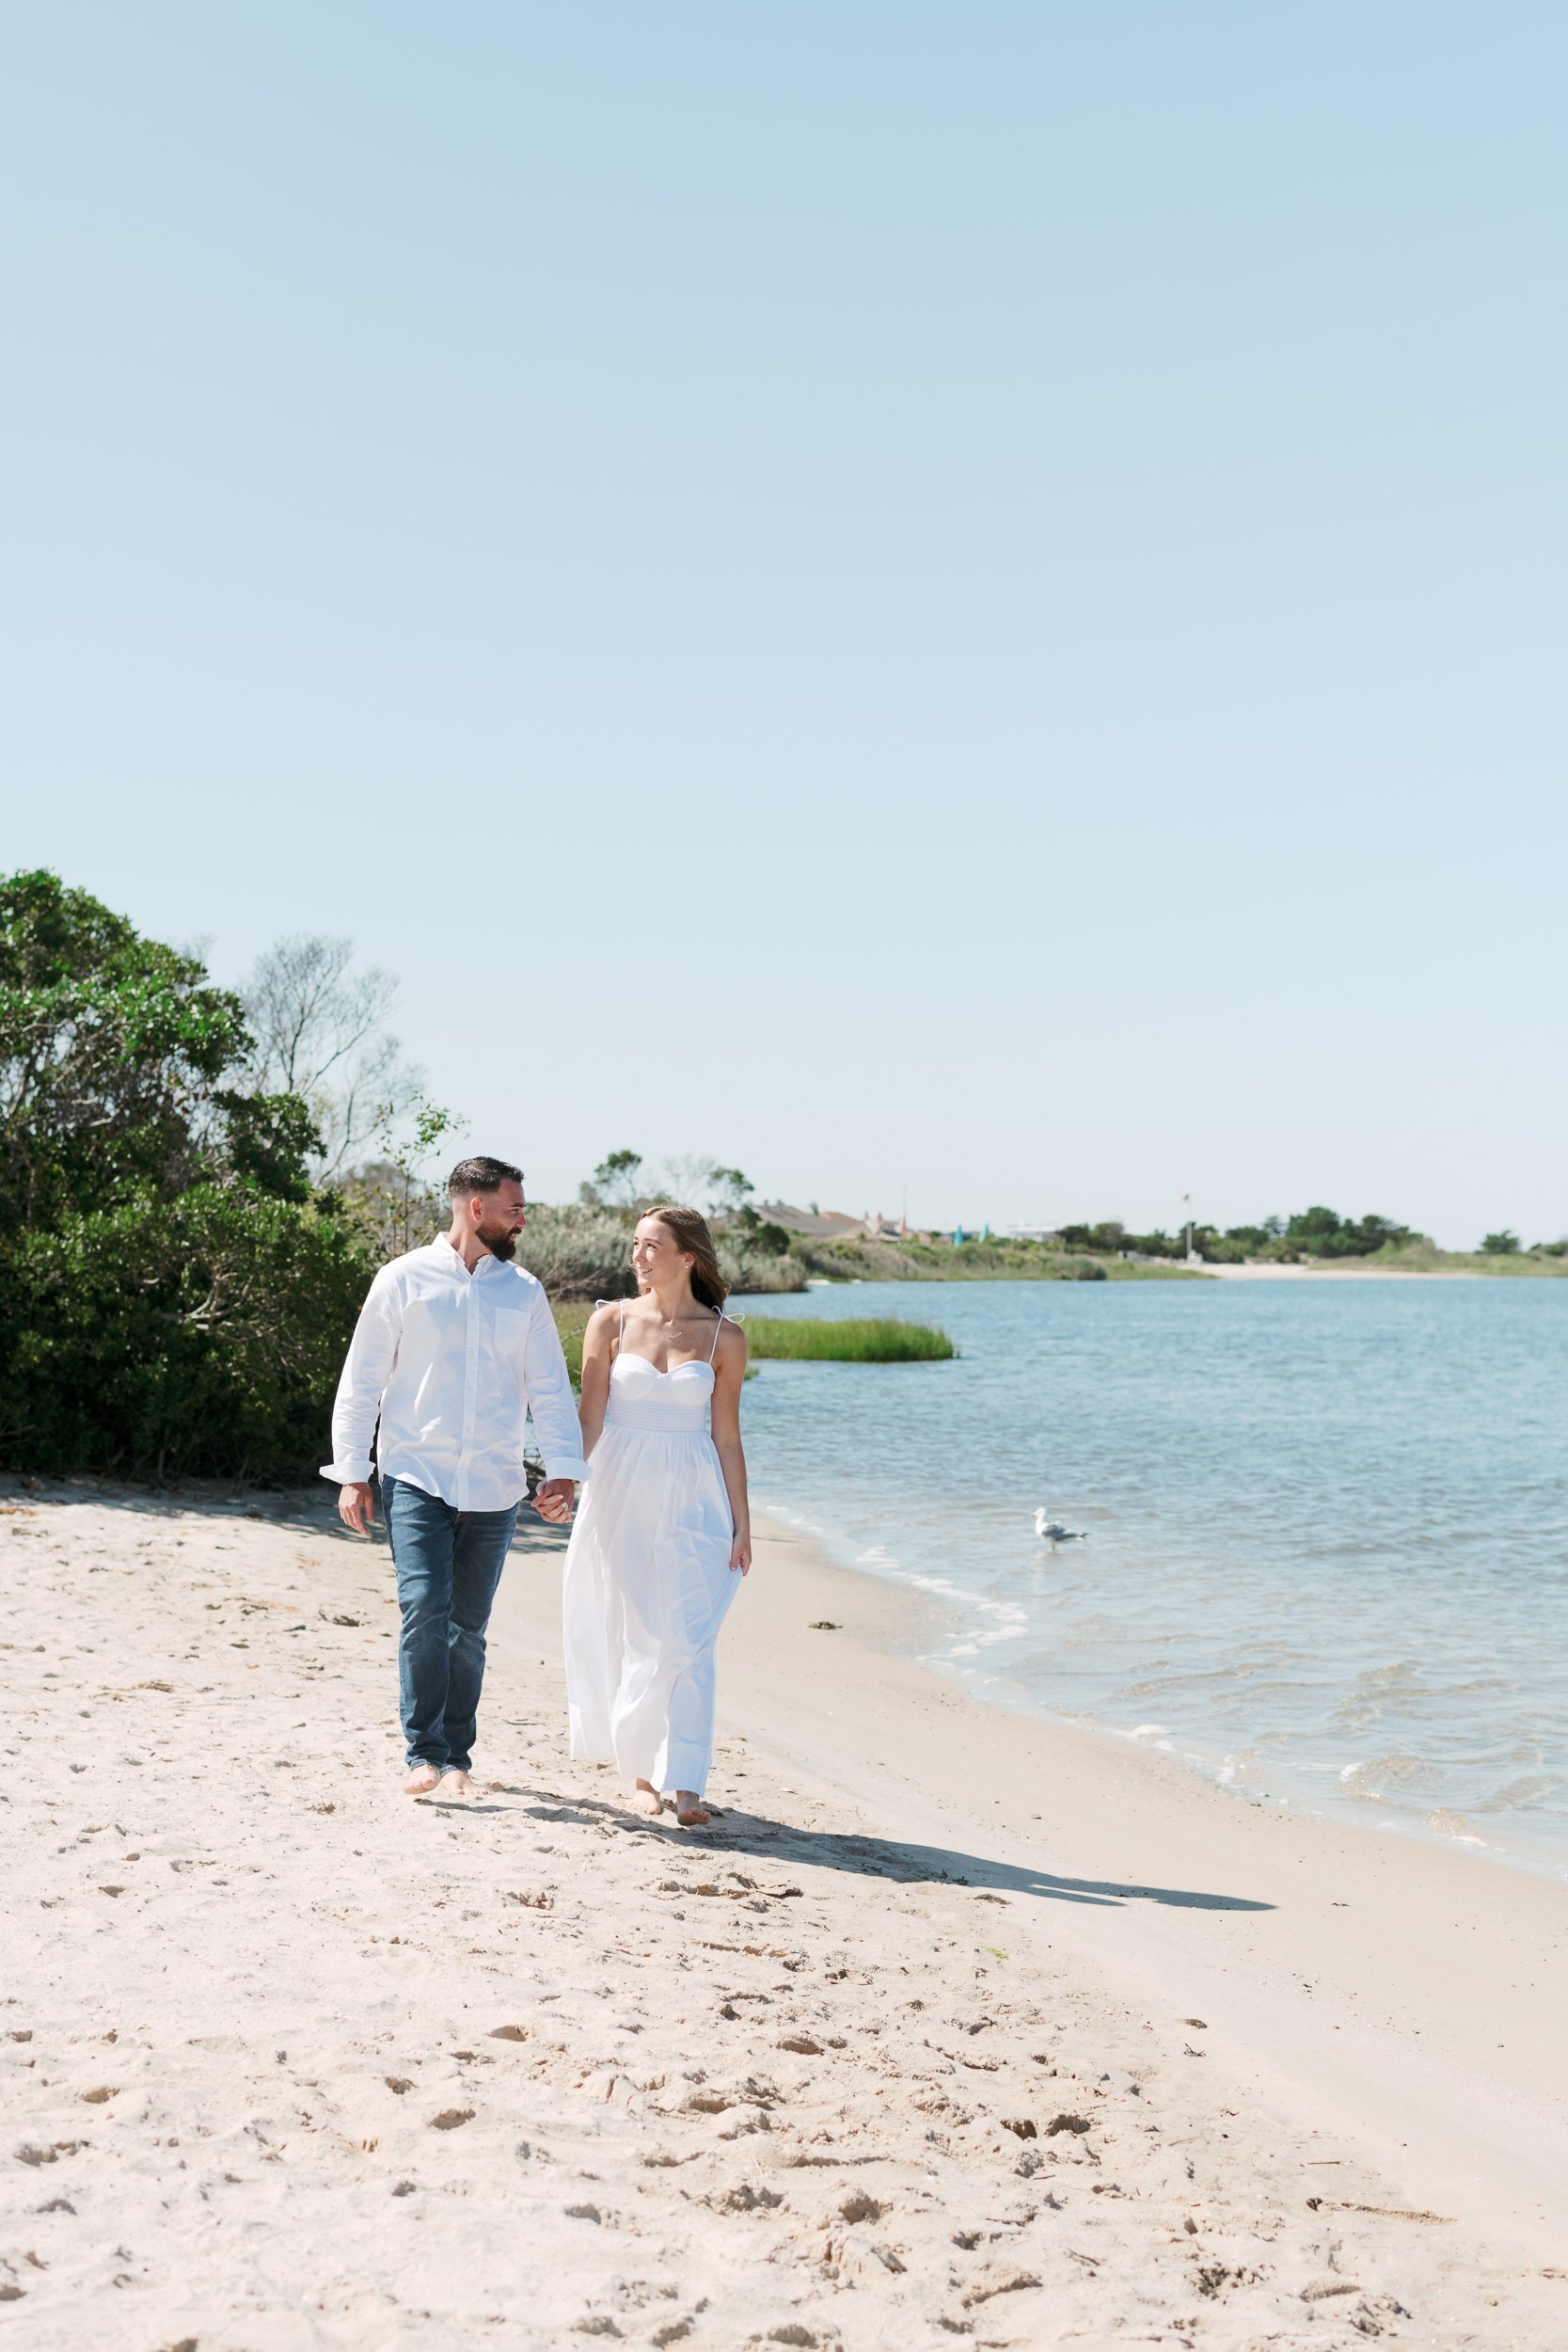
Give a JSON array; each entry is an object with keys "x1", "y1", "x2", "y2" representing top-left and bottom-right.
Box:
[{"x1": 707, "y1": 1310, "x2": 725, "y2": 1364}]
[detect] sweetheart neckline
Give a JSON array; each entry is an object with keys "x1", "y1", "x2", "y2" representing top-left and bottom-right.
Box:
[{"x1": 612, "y1": 1354, "x2": 715, "y2": 1381}]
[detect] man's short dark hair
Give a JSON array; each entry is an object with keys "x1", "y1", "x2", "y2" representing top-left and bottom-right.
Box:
[{"x1": 447, "y1": 1154, "x2": 523, "y2": 1200}]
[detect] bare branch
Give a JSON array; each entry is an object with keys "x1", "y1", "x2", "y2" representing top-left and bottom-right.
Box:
[{"x1": 240, "y1": 933, "x2": 422, "y2": 1179}]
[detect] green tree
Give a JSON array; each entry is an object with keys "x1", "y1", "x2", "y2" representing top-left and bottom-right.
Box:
[
  {"x1": 707, "y1": 1166, "x2": 755, "y2": 1216},
  {"x1": 240, "y1": 930, "x2": 421, "y2": 1180},
  {"x1": 580, "y1": 1148, "x2": 644, "y2": 1208},
  {"x1": 366, "y1": 1090, "x2": 458, "y2": 1259},
  {"x1": 1481, "y1": 1230, "x2": 1521, "y2": 1256},
  {"x1": 0, "y1": 868, "x2": 251, "y2": 1233},
  {"x1": 0, "y1": 869, "x2": 380, "y2": 1479},
  {"x1": 1284, "y1": 1206, "x2": 1415, "y2": 1259}
]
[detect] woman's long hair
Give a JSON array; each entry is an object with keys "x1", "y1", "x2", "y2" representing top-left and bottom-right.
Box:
[{"x1": 643, "y1": 1204, "x2": 729, "y2": 1311}]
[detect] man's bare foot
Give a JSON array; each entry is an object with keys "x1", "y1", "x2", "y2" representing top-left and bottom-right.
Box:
[
  {"x1": 403, "y1": 1763, "x2": 441, "y2": 1796},
  {"x1": 674, "y1": 1790, "x2": 710, "y2": 1826},
  {"x1": 440, "y1": 1768, "x2": 475, "y2": 1799},
  {"x1": 628, "y1": 1781, "x2": 664, "y2": 1818}
]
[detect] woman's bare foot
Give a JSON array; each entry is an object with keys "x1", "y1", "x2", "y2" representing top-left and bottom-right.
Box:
[
  {"x1": 440, "y1": 1768, "x2": 475, "y2": 1799},
  {"x1": 628, "y1": 1780, "x2": 664, "y2": 1818},
  {"x1": 674, "y1": 1790, "x2": 710, "y2": 1826},
  {"x1": 403, "y1": 1763, "x2": 441, "y2": 1796}
]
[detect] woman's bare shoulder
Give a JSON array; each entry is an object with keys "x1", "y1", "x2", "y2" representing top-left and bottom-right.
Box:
[{"x1": 715, "y1": 1313, "x2": 749, "y2": 1361}]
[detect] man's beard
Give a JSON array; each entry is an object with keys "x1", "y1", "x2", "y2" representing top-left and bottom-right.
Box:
[{"x1": 477, "y1": 1222, "x2": 518, "y2": 1261}]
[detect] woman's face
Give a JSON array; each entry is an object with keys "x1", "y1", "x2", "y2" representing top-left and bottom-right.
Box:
[{"x1": 632, "y1": 1216, "x2": 695, "y2": 1293}]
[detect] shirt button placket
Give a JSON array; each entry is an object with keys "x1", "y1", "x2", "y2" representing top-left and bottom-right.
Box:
[{"x1": 460, "y1": 1271, "x2": 480, "y2": 1513}]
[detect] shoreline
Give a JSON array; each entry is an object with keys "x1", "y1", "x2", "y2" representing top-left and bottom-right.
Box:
[
  {"x1": 6, "y1": 1479, "x2": 1566, "y2": 2346},
  {"x1": 1201, "y1": 1265, "x2": 1488, "y2": 1281},
  {"x1": 752, "y1": 1505, "x2": 1568, "y2": 1890},
  {"x1": 779, "y1": 1259, "x2": 1568, "y2": 1286},
  {"x1": 652, "y1": 1519, "x2": 1568, "y2": 2259}
]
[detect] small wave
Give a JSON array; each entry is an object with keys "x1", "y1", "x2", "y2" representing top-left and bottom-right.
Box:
[
  {"x1": 1120, "y1": 1668, "x2": 1313, "y2": 1699},
  {"x1": 1349, "y1": 1661, "x2": 1428, "y2": 1691},
  {"x1": 1215, "y1": 1751, "x2": 1271, "y2": 1788},
  {"x1": 1473, "y1": 1772, "x2": 1568, "y2": 1815},
  {"x1": 1338, "y1": 1754, "x2": 1440, "y2": 1802},
  {"x1": 1422, "y1": 1808, "x2": 1481, "y2": 1840}
]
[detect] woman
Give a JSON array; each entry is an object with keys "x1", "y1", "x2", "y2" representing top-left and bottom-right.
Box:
[{"x1": 562, "y1": 1205, "x2": 752, "y2": 1826}]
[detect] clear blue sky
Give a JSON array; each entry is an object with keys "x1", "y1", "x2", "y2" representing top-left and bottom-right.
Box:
[{"x1": 4, "y1": 5, "x2": 1563, "y2": 1245}]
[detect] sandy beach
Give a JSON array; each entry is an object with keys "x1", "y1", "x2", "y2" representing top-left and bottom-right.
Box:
[{"x1": 4, "y1": 1482, "x2": 1565, "y2": 2350}]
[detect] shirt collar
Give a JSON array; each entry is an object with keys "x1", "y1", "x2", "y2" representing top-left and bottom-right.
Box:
[{"x1": 434, "y1": 1232, "x2": 508, "y2": 1279}]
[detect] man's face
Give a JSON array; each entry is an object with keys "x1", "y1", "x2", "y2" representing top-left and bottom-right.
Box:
[{"x1": 472, "y1": 1180, "x2": 528, "y2": 1260}]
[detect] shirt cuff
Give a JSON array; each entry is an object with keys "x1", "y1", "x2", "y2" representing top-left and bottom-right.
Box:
[
  {"x1": 321, "y1": 1460, "x2": 372, "y2": 1486},
  {"x1": 542, "y1": 1454, "x2": 591, "y2": 1485}
]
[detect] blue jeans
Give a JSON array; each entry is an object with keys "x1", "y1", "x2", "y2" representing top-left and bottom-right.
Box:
[{"x1": 383, "y1": 1476, "x2": 519, "y2": 1772}]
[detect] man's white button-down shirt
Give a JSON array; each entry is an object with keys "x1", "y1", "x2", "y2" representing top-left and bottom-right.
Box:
[{"x1": 321, "y1": 1235, "x2": 589, "y2": 1512}]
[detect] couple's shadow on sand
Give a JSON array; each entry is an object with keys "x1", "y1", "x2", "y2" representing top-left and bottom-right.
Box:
[{"x1": 456, "y1": 1785, "x2": 1273, "y2": 1915}]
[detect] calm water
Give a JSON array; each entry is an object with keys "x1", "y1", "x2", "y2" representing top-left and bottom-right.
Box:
[{"x1": 731, "y1": 1279, "x2": 1568, "y2": 1878}]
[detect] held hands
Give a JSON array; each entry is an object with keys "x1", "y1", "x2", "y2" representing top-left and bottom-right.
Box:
[
  {"x1": 339, "y1": 1478, "x2": 573, "y2": 1530},
  {"x1": 533, "y1": 1477, "x2": 577, "y2": 1526},
  {"x1": 729, "y1": 1531, "x2": 752, "y2": 1576},
  {"x1": 339, "y1": 1482, "x2": 375, "y2": 1535}
]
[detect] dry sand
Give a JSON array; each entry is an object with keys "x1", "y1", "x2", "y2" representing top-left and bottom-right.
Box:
[{"x1": 3, "y1": 1481, "x2": 1565, "y2": 2349}]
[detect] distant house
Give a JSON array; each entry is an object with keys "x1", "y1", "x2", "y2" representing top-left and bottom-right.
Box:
[{"x1": 755, "y1": 1201, "x2": 866, "y2": 1242}]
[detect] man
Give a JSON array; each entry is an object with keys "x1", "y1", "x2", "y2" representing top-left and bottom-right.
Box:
[{"x1": 323, "y1": 1154, "x2": 588, "y2": 1798}]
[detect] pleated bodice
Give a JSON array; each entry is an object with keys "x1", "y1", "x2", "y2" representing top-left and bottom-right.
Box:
[{"x1": 603, "y1": 1351, "x2": 716, "y2": 1435}]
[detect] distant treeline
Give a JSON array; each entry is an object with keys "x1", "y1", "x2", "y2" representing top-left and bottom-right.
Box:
[
  {"x1": 1056, "y1": 1209, "x2": 1566, "y2": 1263},
  {"x1": 1059, "y1": 1207, "x2": 1416, "y2": 1263}
]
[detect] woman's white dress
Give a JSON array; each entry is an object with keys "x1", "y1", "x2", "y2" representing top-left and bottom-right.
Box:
[{"x1": 562, "y1": 1332, "x2": 739, "y2": 1797}]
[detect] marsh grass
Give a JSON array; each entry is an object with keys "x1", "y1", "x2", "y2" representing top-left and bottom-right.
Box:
[
  {"x1": 743, "y1": 1316, "x2": 955, "y2": 1362},
  {"x1": 548, "y1": 1304, "x2": 954, "y2": 1380},
  {"x1": 551, "y1": 1300, "x2": 593, "y2": 1385}
]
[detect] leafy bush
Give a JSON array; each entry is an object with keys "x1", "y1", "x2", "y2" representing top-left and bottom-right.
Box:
[
  {"x1": 0, "y1": 1186, "x2": 372, "y2": 1479},
  {"x1": 0, "y1": 869, "x2": 379, "y2": 1480},
  {"x1": 1481, "y1": 1230, "x2": 1521, "y2": 1256},
  {"x1": 516, "y1": 1202, "x2": 641, "y2": 1299},
  {"x1": 1055, "y1": 1222, "x2": 1126, "y2": 1254},
  {"x1": 717, "y1": 1237, "x2": 803, "y2": 1295}
]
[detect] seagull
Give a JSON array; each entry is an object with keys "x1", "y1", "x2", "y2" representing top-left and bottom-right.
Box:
[{"x1": 1035, "y1": 1510, "x2": 1088, "y2": 1544}]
